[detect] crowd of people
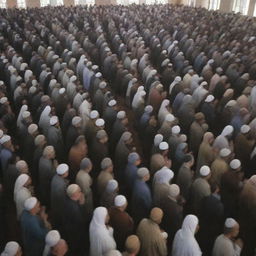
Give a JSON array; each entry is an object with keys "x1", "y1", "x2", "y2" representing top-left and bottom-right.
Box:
[{"x1": 0, "y1": 3, "x2": 256, "y2": 256}]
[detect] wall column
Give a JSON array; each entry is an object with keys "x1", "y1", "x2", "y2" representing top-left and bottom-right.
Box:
[
  {"x1": 219, "y1": 0, "x2": 234, "y2": 12},
  {"x1": 195, "y1": 0, "x2": 209, "y2": 8},
  {"x1": 6, "y1": 0, "x2": 17, "y2": 8},
  {"x1": 63, "y1": 0, "x2": 74, "y2": 6},
  {"x1": 95, "y1": 0, "x2": 116, "y2": 4},
  {"x1": 26, "y1": 0, "x2": 40, "y2": 7},
  {"x1": 247, "y1": 0, "x2": 256, "y2": 15}
]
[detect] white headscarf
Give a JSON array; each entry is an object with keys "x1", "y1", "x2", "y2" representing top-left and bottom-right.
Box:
[
  {"x1": 172, "y1": 215, "x2": 202, "y2": 256},
  {"x1": 17, "y1": 105, "x2": 28, "y2": 129},
  {"x1": 89, "y1": 207, "x2": 116, "y2": 256},
  {"x1": 158, "y1": 99, "x2": 170, "y2": 124},
  {"x1": 39, "y1": 106, "x2": 51, "y2": 133},
  {"x1": 1, "y1": 241, "x2": 19, "y2": 256},
  {"x1": 153, "y1": 167, "x2": 174, "y2": 185},
  {"x1": 132, "y1": 86, "x2": 146, "y2": 109},
  {"x1": 14, "y1": 174, "x2": 31, "y2": 219},
  {"x1": 14, "y1": 174, "x2": 29, "y2": 200}
]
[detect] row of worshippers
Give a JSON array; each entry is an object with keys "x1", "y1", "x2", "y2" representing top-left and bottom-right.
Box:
[
  {"x1": 1, "y1": 3, "x2": 256, "y2": 256},
  {"x1": 1, "y1": 189, "x2": 246, "y2": 256}
]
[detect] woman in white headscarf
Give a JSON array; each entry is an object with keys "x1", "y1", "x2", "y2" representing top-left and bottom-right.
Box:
[
  {"x1": 14, "y1": 174, "x2": 32, "y2": 219},
  {"x1": 39, "y1": 106, "x2": 51, "y2": 135},
  {"x1": 158, "y1": 99, "x2": 171, "y2": 125},
  {"x1": 153, "y1": 167, "x2": 174, "y2": 206},
  {"x1": 89, "y1": 207, "x2": 116, "y2": 256},
  {"x1": 17, "y1": 105, "x2": 28, "y2": 129},
  {"x1": 213, "y1": 125, "x2": 234, "y2": 153},
  {"x1": 172, "y1": 214, "x2": 202, "y2": 256},
  {"x1": 1, "y1": 241, "x2": 22, "y2": 256},
  {"x1": 132, "y1": 87, "x2": 146, "y2": 115}
]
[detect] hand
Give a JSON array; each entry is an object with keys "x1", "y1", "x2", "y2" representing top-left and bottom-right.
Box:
[
  {"x1": 235, "y1": 238, "x2": 243, "y2": 249},
  {"x1": 78, "y1": 193, "x2": 85, "y2": 205}
]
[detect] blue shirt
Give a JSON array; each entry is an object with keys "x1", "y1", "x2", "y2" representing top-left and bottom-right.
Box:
[{"x1": 20, "y1": 210, "x2": 48, "y2": 256}]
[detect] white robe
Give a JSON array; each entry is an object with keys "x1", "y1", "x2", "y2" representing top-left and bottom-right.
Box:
[
  {"x1": 212, "y1": 234, "x2": 241, "y2": 256},
  {"x1": 89, "y1": 207, "x2": 116, "y2": 256},
  {"x1": 172, "y1": 215, "x2": 202, "y2": 256}
]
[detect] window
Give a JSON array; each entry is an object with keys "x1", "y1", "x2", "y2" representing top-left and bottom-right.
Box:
[
  {"x1": 188, "y1": 0, "x2": 195, "y2": 7},
  {"x1": 49, "y1": 0, "x2": 63, "y2": 5},
  {"x1": 254, "y1": 2, "x2": 256, "y2": 16},
  {"x1": 233, "y1": 0, "x2": 250, "y2": 15},
  {"x1": 41, "y1": 0, "x2": 50, "y2": 6},
  {"x1": 17, "y1": 0, "x2": 26, "y2": 8},
  {"x1": 208, "y1": 0, "x2": 220, "y2": 10},
  {"x1": 0, "y1": 0, "x2": 6, "y2": 8}
]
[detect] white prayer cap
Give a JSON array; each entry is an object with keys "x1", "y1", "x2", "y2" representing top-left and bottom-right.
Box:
[
  {"x1": 205, "y1": 95, "x2": 214, "y2": 103},
  {"x1": 101, "y1": 157, "x2": 112, "y2": 169},
  {"x1": 95, "y1": 118, "x2": 105, "y2": 127},
  {"x1": 154, "y1": 134, "x2": 163, "y2": 146},
  {"x1": 200, "y1": 165, "x2": 211, "y2": 177},
  {"x1": 208, "y1": 59, "x2": 214, "y2": 65},
  {"x1": 220, "y1": 148, "x2": 231, "y2": 157},
  {"x1": 137, "y1": 167, "x2": 149, "y2": 178},
  {"x1": 96, "y1": 130, "x2": 108, "y2": 139},
  {"x1": 165, "y1": 114, "x2": 175, "y2": 122},
  {"x1": 29, "y1": 86, "x2": 37, "y2": 94},
  {"x1": 59, "y1": 88, "x2": 66, "y2": 95},
  {"x1": 16, "y1": 76, "x2": 22, "y2": 82},
  {"x1": 114, "y1": 195, "x2": 127, "y2": 207},
  {"x1": 72, "y1": 116, "x2": 82, "y2": 126},
  {"x1": 200, "y1": 81, "x2": 208, "y2": 86},
  {"x1": 67, "y1": 184, "x2": 80, "y2": 197},
  {"x1": 49, "y1": 79, "x2": 57, "y2": 89},
  {"x1": 241, "y1": 125, "x2": 250, "y2": 134},
  {"x1": 22, "y1": 111, "x2": 31, "y2": 119},
  {"x1": 172, "y1": 125, "x2": 181, "y2": 135},
  {"x1": 174, "y1": 76, "x2": 182, "y2": 82},
  {"x1": 78, "y1": 157, "x2": 91, "y2": 170},
  {"x1": 2, "y1": 241, "x2": 20, "y2": 256},
  {"x1": 108, "y1": 99, "x2": 117, "y2": 107},
  {"x1": 151, "y1": 69, "x2": 157, "y2": 76},
  {"x1": 28, "y1": 124, "x2": 38, "y2": 135},
  {"x1": 161, "y1": 59, "x2": 170, "y2": 67},
  {"x1": 35, "y1": 135, "x2": 45, "y2": 146},
  {"x1": 92, "y1": 65, "x2": 98, "y2": 71},
  {"x1": 225, "y1": 100, "x2": 237, "y2": 107},
  {"x1": 20, "y1": 62, "x2": 28, "y2": 71},
  {"x1": 90, "y1": 110, "x2": 99, "y2": 119},
  {"x1": 50, "y1": 116, "x2": 58, "y2": 126},
  {"x1": 230, "y1": 159, "x2": 241, "y2": 170},
  {"x1": 45, "y1": 230, "x2": 61, "y2": 247},
  {"x1": 117, "y1": 111, "x2": 126, "y2": 119},
  {"x1": 221, "y1": 125, "x2": 234, "y2": 137},
  {"x1": 106, "y1": 179, "x2": 118, "y2": 192},
  {"x1": 56, "y1": 163, "x2": 69, "y2": 175},
  {"x1": 70, "y1": 75, "x2": 77, "y2": 82},
  {"x1": 225, "y1": 218, "x2": 237, "y2": 228},
  {"x1": 0, "y1": 135, "x2": 11, "y2": 144},
  {"x1": 99, "y1": 81, "x2": 107, "y2": 89},
  {"x1": 159, "y1": 141, "x2": 169, "y2": 151},
  {"x1": 0, "y1": 97, "x2": 8, "y2": 104},
  {"x1": 95, "y1": 72, "x2": 102, "y2": 78},
  {"x1": 168, "y1": 184, "x2": 180, "y2": 198},
  {"x1": 144, "y1": 105, "x2": 153, "y2": 113},
  {"x1": 0, "y1": 81, "x2": 4, "y2": 86},
  {"x1": 24, "y1": 197, "x2": 37, "y2": 211},
  {"x1": 128, "y1": 152, "x2": 140, "y2": 163}
]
